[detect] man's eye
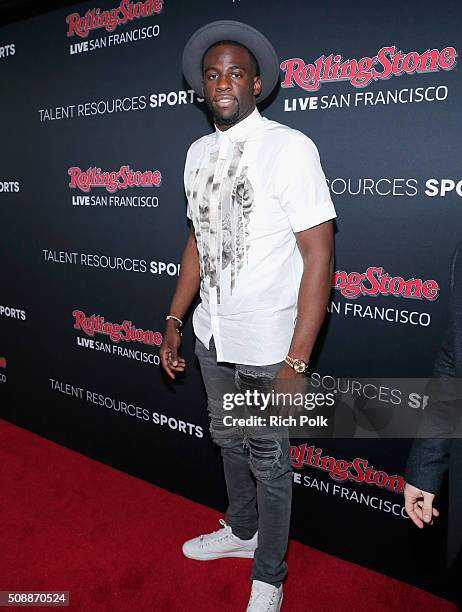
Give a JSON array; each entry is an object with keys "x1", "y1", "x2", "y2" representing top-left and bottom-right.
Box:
[
  {"x1": 232, "y1": 72, "x2": 242, "y2": 78},
  {"x1": 207, "y1": 74, "x2": 218, "y2": 79}
]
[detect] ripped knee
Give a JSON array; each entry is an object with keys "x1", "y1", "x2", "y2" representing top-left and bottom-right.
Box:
[{"x1": 244, "y1": 437, "x2": 289, "y2": 480}]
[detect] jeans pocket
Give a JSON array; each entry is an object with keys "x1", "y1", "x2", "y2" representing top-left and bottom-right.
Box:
[{"x1": 235, "y1": 362, "x2": 283, "y2": 379}]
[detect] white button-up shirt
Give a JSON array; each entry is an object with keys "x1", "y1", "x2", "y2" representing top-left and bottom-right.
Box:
[{"x1": 183, "y1": 106, "x2": 336, "y2": 365}]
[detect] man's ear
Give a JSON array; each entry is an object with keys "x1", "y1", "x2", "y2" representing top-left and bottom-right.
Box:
[{"x1": 253, "y1": 76, "x2": 262, "y2": 97}]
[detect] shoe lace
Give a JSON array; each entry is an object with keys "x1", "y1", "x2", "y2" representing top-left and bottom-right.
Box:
[
  {"x1": 198, "y1": 518, "x2": 231, "y2": 544},
  {"x1": 249, "y1": 584, "x2": 279, "y2": 611}
]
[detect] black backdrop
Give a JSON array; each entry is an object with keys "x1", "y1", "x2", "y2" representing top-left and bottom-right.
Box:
[{"x1": 1, "y1": 0, "x2": 461, "y2": 603}]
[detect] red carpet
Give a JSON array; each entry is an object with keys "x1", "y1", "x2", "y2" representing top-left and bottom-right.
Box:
[{"x1": 0, "y1": 417, "x2": 457, "y2": 611}]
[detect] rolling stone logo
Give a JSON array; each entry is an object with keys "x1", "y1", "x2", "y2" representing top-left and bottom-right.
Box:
[
  {"x1": 66, "y1": 0, "x2": 163, "y2": 38},
  {"x1": 280, "y1": 45, "x2": 457, "y2": 91},
  {"x1": 68, "y1": 165, "x2": 162, "y2": 193},
  {"x1": 73, "y1": 310, "x2": 162, "y2": 346},
  {"x1": 332, "y1": 266, "x2": 440, "y2": 301},
  {"x1": 290, "y1": 444, "x2": 404, "y2": 493}
]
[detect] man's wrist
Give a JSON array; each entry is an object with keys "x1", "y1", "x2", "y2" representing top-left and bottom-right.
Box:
[
  {"x1": 166, "y1": 314, "x2": 183, "y2": 327},
  {"x1": 165, "y1": 316, "x2": 183, "y2": 335},
  {"x1": 287, "y1": 346, "x2": 310, "y2": 362},
  {"x1": 281, "y1": 361, "x2": 306, "y2": 376},
  {"x1": 284, "y1": 355, "x2": 309, "y2": 373}
]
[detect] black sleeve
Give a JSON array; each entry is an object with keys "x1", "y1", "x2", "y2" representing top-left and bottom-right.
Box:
[{"x1": 404, "y1": 242, "x2": 462, "y2": 493}]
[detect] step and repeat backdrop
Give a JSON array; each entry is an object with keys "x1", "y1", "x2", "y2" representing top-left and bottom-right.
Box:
[{"x1": 1, "y1": 0, "x2": 461, "y2": 602}]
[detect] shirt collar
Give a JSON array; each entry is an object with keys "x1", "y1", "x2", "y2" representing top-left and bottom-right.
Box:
[{"x1": 214, "y1": 106, "x2": 263, "y2": 143}]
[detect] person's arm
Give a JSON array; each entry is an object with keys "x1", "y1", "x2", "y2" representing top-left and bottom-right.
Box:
[
  {"x1": 404, "y1": 242, "x2": 462, "y2": 527},
  {"x1": 270, "y1": 132, "x2": 336, "y2": 380},
  {"x1": 277, "y1": 220, "x2": 334, "y2": 379},
  {"x1": 404, "y1": 323, "x2": 455, "y2": 527},
  {"x1": 159, "y1": 224, "x2": 200, "y2": 379}
]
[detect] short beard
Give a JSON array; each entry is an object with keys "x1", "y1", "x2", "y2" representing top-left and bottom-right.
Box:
[{"x1": 206, "y1": 98, "x2": 241, "y2": 127}]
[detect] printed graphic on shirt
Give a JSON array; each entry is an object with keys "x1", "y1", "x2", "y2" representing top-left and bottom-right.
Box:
[{"x1": 186, "y1": 141, "x2": 255, "y2": 304}]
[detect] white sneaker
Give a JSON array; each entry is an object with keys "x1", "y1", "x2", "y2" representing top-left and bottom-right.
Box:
[
  {"x1": 182, "y1": 518, "x2": 258, "y2": 560},
  {"x1": 246, "y1": 580, "x2": 283, "y2": 612}
]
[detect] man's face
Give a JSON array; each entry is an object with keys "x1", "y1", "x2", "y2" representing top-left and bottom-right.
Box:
[{"x1": 201, "y1": 42, "x2": 262, "y2": 129}]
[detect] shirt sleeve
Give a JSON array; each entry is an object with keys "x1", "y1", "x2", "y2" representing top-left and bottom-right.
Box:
[
  {"x1": 273, "y1": 132, "x2": 336, "y2": 232},
  {"x1": 186, "y1": 199, "x2": 192, "y2": 221}
]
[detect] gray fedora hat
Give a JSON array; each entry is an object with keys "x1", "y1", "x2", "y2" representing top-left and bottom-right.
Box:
[{"x1": 182, "y1": 20, "x2": 279, "y2": 103}]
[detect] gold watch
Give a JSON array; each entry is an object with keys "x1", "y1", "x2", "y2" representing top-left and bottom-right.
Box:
[{"x1": 284, "y1": 355, "x2": 309, "y2": 373}]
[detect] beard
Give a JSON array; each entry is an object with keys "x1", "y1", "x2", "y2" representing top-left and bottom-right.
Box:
[{"x1": 206, "y1": 97, "x2": 241, "y2": 126}]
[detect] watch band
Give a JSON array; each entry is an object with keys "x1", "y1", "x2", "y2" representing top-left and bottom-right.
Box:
[{"x1": 284, "y1": 355, "x2": 309, "y2": 373}]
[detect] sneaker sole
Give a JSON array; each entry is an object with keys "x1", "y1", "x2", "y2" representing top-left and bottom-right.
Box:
[{"x1": 182, "y1": 549, "x2": 256, "y2": 560}]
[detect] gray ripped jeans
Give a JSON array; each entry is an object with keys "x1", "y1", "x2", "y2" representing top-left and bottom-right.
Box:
[{"x1": 194, "y1": 335, "x2": 292, "y2": 587}]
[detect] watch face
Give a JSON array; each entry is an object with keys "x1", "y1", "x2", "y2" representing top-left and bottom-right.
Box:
[{"x1": 294, "y1": 360, "x2": 306, "y2": 373}]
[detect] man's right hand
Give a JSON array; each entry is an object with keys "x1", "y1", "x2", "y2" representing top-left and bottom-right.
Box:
[
  {"x1": 404, "y1": 482, "x2": 439, "y2": 528},
  {"x1": 159, "y1": 321, "x2": 186, "y2": 380}
]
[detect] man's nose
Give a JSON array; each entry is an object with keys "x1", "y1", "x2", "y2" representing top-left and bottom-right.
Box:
[{"x1": 216, "y1": 74, "x2": 232, "y2": 90}]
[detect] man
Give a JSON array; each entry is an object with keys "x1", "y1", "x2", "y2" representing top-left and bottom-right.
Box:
[
  {"x1": 160, "y1": 20, "x2": 336, "y2": 611},
  {"x1": 404, "y1": 240, "x2": 462, "y2": 601}
]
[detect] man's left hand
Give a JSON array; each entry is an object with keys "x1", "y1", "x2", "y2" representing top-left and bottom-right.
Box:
[{"x1": 269, "y1": 362, "x2": 307, "y2": 416}]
